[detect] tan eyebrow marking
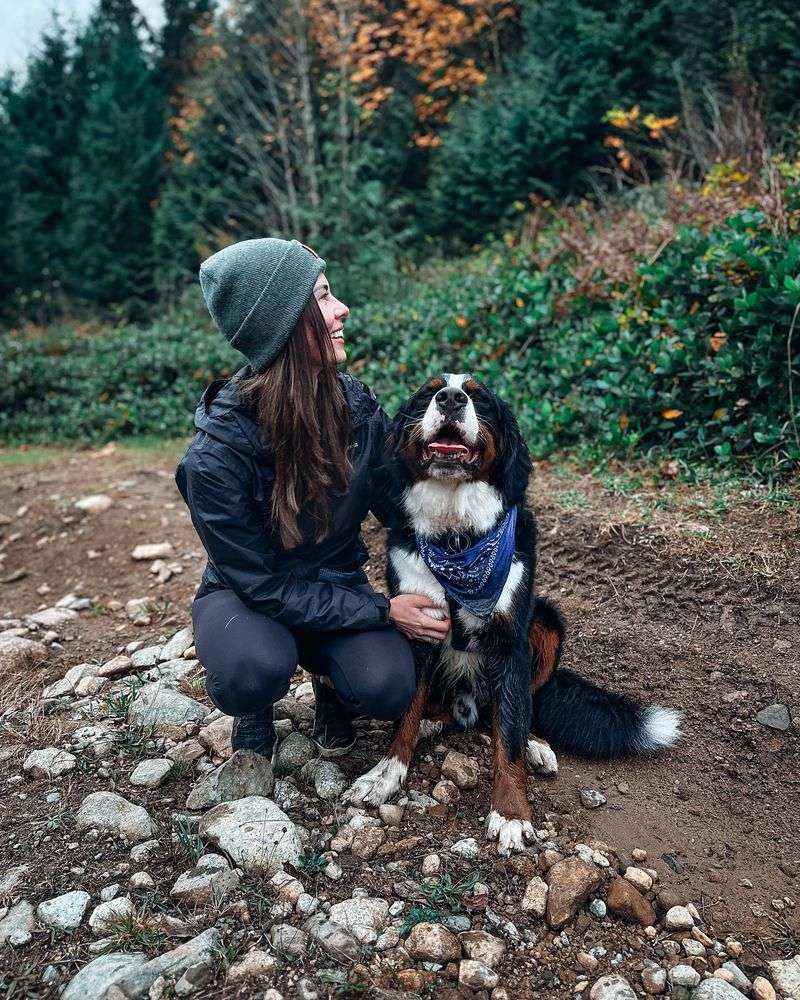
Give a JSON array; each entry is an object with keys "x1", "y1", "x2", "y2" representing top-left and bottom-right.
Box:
[
  {"x1": 464, "y1": 377, "x2": 480, "y2": 392},
  {"x1": 429, "y1": 377, "x2": 445, "y2": 390}
]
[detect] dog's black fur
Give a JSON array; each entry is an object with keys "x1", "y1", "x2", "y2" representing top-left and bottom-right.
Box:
[{"x1": 345, "y1": 374, "x2": 681, "y2": 851}]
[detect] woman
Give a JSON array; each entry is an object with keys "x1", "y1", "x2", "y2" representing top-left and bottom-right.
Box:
[{"x1": 175, "y1": 237, "x2": 450, "y2": 760}]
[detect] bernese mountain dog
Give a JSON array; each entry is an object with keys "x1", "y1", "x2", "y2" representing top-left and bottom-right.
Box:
[{"x1": 343, "y1": 373, "x2": 682, "y2": 855}]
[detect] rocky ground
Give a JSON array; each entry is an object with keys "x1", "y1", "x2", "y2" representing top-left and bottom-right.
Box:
[{"x1": 0, "y1": 440, "x2": 798, "y2": 1000}]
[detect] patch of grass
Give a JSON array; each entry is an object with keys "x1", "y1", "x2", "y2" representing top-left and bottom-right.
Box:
[
  {"x1": 555, "y1": 488, "x2": 590, "y2": 509},
  {"x1": 173, "y1": 814, "x2": 205, "y2": 866},
  {"x1": 399, "y1": 905, "x2": 442, "y2": 936},
  {"x1": 168, "y1": 758, "x2": 194, "y2": 781},
  {"x1": 97, "y1": 910, "x2": 168, "y2": 955},
  {"x1": 297, "y1": 851, "x2": 329, "y2": 875},
  {"x1": 103, "y1": 675, "x2": 144, "y2": 721},
  {"x1": 420, "y1": 869, "x2": 483, "y2": 910},
  {"x1": 317, "y1": 972, "x2": 368, "y2": 996},
  {"x1": 117, "y1": 724, "x2": 158, "y2": 759}
]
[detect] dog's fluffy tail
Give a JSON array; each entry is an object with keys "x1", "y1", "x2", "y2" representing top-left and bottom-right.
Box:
[
  {"x1": 530, "y1": 596, "x2": 681, "y2": 759},
  {"x1": 532, "y1": 668, "x2": 682, "y2": 758}
]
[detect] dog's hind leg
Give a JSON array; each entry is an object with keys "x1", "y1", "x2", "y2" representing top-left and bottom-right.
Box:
[
  {"x1": 527, "y1": 596, "x2": 565, "y2": 775},
  {"x1": 486, "y1": 647, "x2": 535, "y2": 855}
]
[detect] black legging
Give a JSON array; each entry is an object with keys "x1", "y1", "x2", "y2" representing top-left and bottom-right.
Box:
[{"x1": 191, "y1": 585, "x2": 417, "y2": 720}]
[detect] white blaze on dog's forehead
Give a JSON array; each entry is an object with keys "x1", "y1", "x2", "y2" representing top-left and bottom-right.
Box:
[
  {"x1": 444, "y1": 373, "x2": 470, "y2": 389},
  {"x1": 404, "y1": 480, "x2": 503, "y2": 536}
]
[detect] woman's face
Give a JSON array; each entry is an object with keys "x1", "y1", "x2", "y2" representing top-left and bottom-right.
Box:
[{"x1": 308, "y1": 271, "x2": 349, "y2": 366}]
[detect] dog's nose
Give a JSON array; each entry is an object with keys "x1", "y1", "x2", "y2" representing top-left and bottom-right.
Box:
[{"x1": 435, "y1": 387, "x2": 468, "y2": 414}]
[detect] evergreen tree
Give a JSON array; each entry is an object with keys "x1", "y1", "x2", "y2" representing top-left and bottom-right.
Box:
[
  {"x1": 65, "y1": 1, "x2": 167, "y2": 312},
  {"x1": 2, "y1": 18, "x2": 77, "y2": 320}
]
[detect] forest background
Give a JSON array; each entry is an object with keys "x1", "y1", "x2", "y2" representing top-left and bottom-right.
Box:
[{"x1": 1, "y1": 0, "x2": 799, "y2": 478}]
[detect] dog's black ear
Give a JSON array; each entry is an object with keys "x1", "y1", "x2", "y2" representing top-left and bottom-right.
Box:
[{"x1": 492, "y1": 395, "x2": 531, "y2": 506}]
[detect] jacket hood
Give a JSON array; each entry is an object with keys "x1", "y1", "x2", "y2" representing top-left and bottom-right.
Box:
[{"x1": 193, "y1": 365, "x2": 375, "y2": 458}]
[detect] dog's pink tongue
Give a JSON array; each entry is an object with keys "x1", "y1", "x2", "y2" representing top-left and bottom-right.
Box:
[{"x1": 430, "y1": 441, "x2": 469, "y2": 455}]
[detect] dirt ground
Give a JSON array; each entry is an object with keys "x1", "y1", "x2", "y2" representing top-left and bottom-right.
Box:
[{"x1": 0, "y1": 439, "x2": 798, "y2": 980}]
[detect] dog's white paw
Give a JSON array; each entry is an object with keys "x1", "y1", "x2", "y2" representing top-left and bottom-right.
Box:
[
  {"x1": 486, "y1": 811, "x2": 535, "y2": 855},
  {"x1": 418, "y1": 719, "x2": 443, "y2": 741},
  {"x1": 342, "y1": 756, "x2": 407, "y2": 808},
  {"x1": 526, "y1": 738, "x2": 558, "y2": 775}
]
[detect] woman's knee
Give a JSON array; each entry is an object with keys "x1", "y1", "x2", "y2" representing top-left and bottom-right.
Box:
[
  {"x1": 341, "y1": 647, "x2": 416, "y2": 721},
  {"x1": 205, "y1": 649, "x2": 297, "y2": 716}
]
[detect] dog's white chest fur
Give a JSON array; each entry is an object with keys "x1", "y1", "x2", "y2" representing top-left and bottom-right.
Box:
[{"x1": 403, "y1": 480, "x2": 504, "y2": 537}]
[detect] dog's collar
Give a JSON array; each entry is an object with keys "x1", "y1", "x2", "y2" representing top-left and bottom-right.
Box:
[{"x1": 415, "y1": 505, "x2": 518, "y2": 619}]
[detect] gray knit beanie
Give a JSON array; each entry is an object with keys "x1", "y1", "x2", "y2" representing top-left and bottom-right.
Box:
[{"x1": 199, "y1": 237, "x2": 326, "y2": 373}]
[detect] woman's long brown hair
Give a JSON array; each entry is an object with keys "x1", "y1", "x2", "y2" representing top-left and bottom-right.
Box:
[{"x1": 237, "y1": 294, "x2": 352, "y2": 549}]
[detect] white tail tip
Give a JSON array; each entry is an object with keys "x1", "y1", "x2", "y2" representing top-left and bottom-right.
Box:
[{"x1": 639, "y1": 705, "x2": 682, "y2": 752}]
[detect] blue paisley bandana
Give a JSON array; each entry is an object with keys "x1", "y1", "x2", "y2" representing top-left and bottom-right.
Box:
[{"x1": 416, "y1": 505, "x2": 518, "y2": 619}]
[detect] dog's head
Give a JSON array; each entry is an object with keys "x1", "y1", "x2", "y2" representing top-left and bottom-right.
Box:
[{"x1": 384, "y1": 373, "x2": 531, "y2": 506}]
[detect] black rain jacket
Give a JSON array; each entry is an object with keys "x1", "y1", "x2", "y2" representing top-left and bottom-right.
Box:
[{"x1": 174, "y1": 365, "x2": 400, "y2": 632}]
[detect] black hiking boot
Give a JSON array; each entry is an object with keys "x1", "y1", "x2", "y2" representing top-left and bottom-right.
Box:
[
  {"x1": 311, "y1": 675, "x2": 357, "y2": 758},
  {"x1": 231, "y1": 711, "x2": 277, "y2": 761}
]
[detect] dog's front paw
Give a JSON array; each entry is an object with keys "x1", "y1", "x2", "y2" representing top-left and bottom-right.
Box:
[
  {"x1": 526, "y1": 737, "x2": 558, "y2": 776},
  {"x1": 342, "y1": 756, "x2": 407, "y2": 808},
  {"x1": 486, "y1": 810, "x2": 534, "y2": 855}
]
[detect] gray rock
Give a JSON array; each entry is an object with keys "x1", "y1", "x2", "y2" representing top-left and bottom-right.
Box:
[
  {"x1": 170, "y1": 856, "x2": 241, "y2": 905},
  {"x1": 0, "y1": 865, "x2": 29, "y2": 900},
  {"x1": 580, "y1": 789, "x2": 607, "y2": 809},
  {"x1": 303, "y1": 915, "x2": 360, "y2": 962},
  {"x1": 127, "y1": 685, "x2": 208, "y2": 729},
  {"x1": 328, "y1": 897, "x2": 389, "y2": 943},
  {"x1": 521, "y1": 876, "x2": 548, "y2": 916},
  {"x1": 160, "y1": 627, "x2": 194, "y2": 661},
  {"x1": 22, "y1": 747, "x2": 77, "y2": 778},
  {"x1": 197, "y1": 796, "x2": 302, "y2": 872},
  {"x1": 26, "y1": 606, "x2": 78, "y2": 629},
  {"x1": 37, "y1": 890, "x2": 91, "y2": 931},
  {"x1": 274, "y1": 732, "x2": 316, "y2": 775},
  {"x1": 269, "y1": 924, "x2": 309, "y2": 958},
  {"x1": 721, "y1": 962, "x2": 752, "y2": 992},
  {"x1": 640, "y1": 960, "x2": 666, "y2": 994},
  {"x1": 691, "y1": 980, "x2": 749, "y2": 1000},
  {"x1": 588, "y1": 975, "x2": 637, "y2": 1000},
  {"x1": 668, "y1": 965, "x2": 700, "y2": 988},
  {"x1": 129, "y1": 759, "x2": 173, "y2": 789},
  {"x1": 450, "y1": 837, "x2": 480, "y2": 860},
  {"x1": 444, "y1": 914, "x2": 471, "y2": 932},
  {"x1": 89, "y1": 896, "x2": 135, "y2": 935},
  {"x1": 459, "y1": 930, "x2": 506, "y2": 968},
  {"x1": 440, "y1": 750, "x2": 479, "y2": 789},
  {"x1": 174, "y1": 960, "x2": 213, "y2": 995},
  {"x1": 664, "y1": 905, "x2": 694, "y2": 930},
  {"x1": 459, "y1": 959, "x2": 499, "y2": 989},
  {"x1": 113, "y1": 927, "x2": 220, "y2": 999},
  {"x1": 61, "y1": 953, "x2": 148, "y2": 1000},
  {"x1": 226, "y1": 949, "x2": 279, "y2": 980},
  {"x1": 767, "y1": 954, "x2": 800, "y2": 998},
  {"x1": 0, "y1": 900, "x2": 35, "y2": 946},
  {"x1": 186, "y1": 750, "x2": 274, "y2": 810},
  {"x1": 405, "y1": 922, "x2": 460, "y2": 962},
  {"x1": 756, "y1": 704, "x2": 792, "y2": 731},
  {"x1": 0, "y1": 634, "x2": 48, "y2": 672},
  {"x1": 302, "y1": 759, "x2": 347, "y2": 801},
  {"x1": 130, "y1": 645, "x2": 163, "y2": 669},
  {"x1": 76, "y1": 791, "x2": 156, "y2": 844}
]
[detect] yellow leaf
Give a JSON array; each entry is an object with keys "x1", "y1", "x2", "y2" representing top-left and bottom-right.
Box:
[
  {"x1": 662, "y1": 408, "x2": 683, "y2": 420},
  {"x1": 709, "y1": 331, "x2": 727, "y2": 352},
  {"x1": 713, "y1": 407, "x2": 728, "y2": 420},
  {"x1": 618, "y1": 414, "x2": 629, "y2": 431},
  {"x1": 515, "y1": 297, "x2": 524, "y2": 307},
  {"x1": 455, "y1": 316, "x2": 468, "y2": 329}
]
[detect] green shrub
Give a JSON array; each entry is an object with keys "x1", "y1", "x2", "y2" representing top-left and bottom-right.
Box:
[{"x1": 2, "y1": 189, "x2": 798, "y2": 475}]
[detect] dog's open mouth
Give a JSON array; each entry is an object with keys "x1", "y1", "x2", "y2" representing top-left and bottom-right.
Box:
[{"x1": 422, "y1": 429, "x2": 479, "y2": 464}]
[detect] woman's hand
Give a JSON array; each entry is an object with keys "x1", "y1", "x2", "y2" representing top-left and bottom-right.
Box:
[{"x1": 389, "y1": 594, "x2": 450, "y2": 644}]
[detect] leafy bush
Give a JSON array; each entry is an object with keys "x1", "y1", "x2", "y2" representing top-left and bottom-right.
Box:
[{"x1": 2, "y1": 186, "x2": 799, "y2": 475}]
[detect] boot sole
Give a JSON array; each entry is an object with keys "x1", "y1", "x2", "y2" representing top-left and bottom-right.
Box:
[{"x1": 312, "y1": 735, "x2": 358, "y2": 759}]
